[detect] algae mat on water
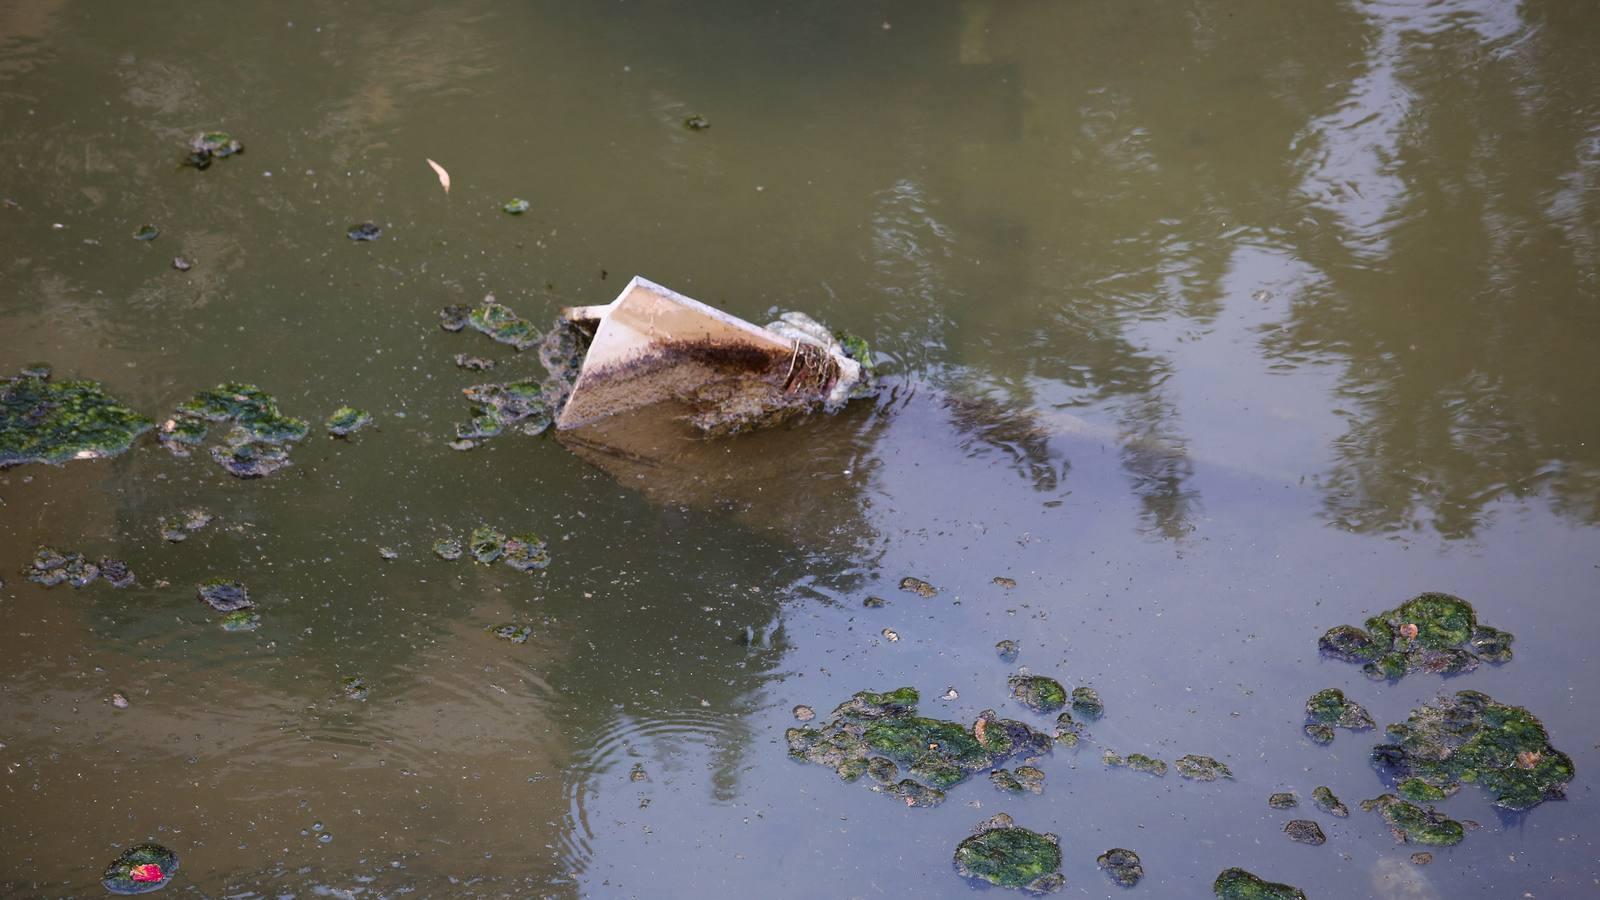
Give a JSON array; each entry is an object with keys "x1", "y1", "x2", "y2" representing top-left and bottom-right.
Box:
[{"x1": 1, "y1": 368, "x2": 153, "y2": 467}]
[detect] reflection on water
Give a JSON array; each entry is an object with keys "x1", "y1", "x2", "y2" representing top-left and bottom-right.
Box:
[{"x1": 3, "y1": 0, "x2": 1599, "y2": 896}]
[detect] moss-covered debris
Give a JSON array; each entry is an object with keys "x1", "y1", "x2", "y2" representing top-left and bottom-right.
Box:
[
  {"x1": 1070, "y1": 686, "x2": 1104, "y2": 720},
  {"x1": 1303, "y1": 688, "x2": 1374, "y2": 744},
  {"x1": 184, "y1": 131, "x2": 242, "y2": 169},
  {"x1": 787, "y1": 687, "x2": 1052, "y2": 800},
  {"x1": 161, "y1": 383, "x2": 307, "y2": 478},
  {"x1": 953, "y1": 813, "x2": 1064, "y2": 894},
  {"x1": 460, "y1": 295, "x2": 540, "y2": 351},
  {"x1": 990, "y1": 766, "x2": 1045, "y2": 794},
  {"x1": 1175, "y1": 754, "x2": 1233, "y2": 781},
  {"x1": 1283, "y1": 820, "x2": 1325, "y2": 845},
  {"x1": 1371, "y1": 690, "x2": 1573, "y2": 811},
  {"x1": 1008, "y1": 674, "x2": 1067, "y2": 713},
  {"x1": 432, "y1": 526, "x2": 551, "y2": 574},
  {"x1": 24, "y1": 547, "x2": 133, "y2": 589},
  {"x1": 1319, "y1": 592, "x2": 1513, "y2": 681},
  {"x1": 1097, "y1": 847, "x2": 1143, "y2": 887},
  {"x1": 450, "y1": 378, "x2": 551, "y2": 450},
  {"x1": 898, "y1": 576, "x2": 937, "y2": 597},
  {"x1": 1212, "y1": 867, "x2": 1306, "y2": 899},
  {"x1": 1360, "y1": 794, "x2": 1465, "y2": 846},
  {"x1": 1103, "y1": 750, "x2": 1167, "y2": 776},
  {"x1": 197, "y1": 578, "x2": 251, "y2": 612},
  {"x1": 2, "y1": 368, "x2": 154, "y2": 467},
  {"x1": 1312, "y1": 785, "x2": 1349, "y2": 817},
  {"x1": 101, "y1": 842, "x2": 178, "y2": 894},
  {"x1": 1268, "y1": 792, "x2": 1298, "y2": 809},
  {"x1": 325, "y1": 406, "x2": 373, "y2": 437},
  {"x1": 219, "y1": 610, "x2": 261, "y2": 632},
  {"x1": 488, "y1": 623, "x2": 533, "y2": 644}
]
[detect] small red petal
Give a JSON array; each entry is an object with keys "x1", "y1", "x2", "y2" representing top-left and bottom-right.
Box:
[{"x1": 129, "y1": 863, "x2": 164, "y2": 882}]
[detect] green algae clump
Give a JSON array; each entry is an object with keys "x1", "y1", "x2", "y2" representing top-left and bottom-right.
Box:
[
  {"x1": 433, "y1": 537, "x2": 463, "y2": 561},
  {"x1": 1213, "y1": 867, "x2": 1306, "y2": 900},
  {"x1": 470, "y1": 524, "x2": 507, "y2": 563},
  {"x1": 1008, "y1": 674, "x2": 1067, "y2": 713},
  {"x1": 1283, "y1": 820, "x2": 1325, "y2": 845},
  {"x1": 1305, "y1": 687, "x2": 1375, "y2": 743},
  {"x1": 1175, "y1": 754, "x2": 1233, "y2": 781},
  {"x1": 1103, "y1": 750, "x2": 1167, "y2": 776},
  {"x1": 325, "y1": 406, "x2": 373, "y2": 437},
  {"x1": 219, "y1": 610, "x2": 261, "y2": 632},
  {"x1": 1312, "y1": 785, "x2": 1349, "y2": 817},
  {"x1": 1371, "y1": 690, "x2": 1573, "y2": 811},
  {"x1": 1097, "y1": 847, "x2": 1143, "y2": 887},
  {"x1": 164, "y1": 383, "x2": 308, "y2": 477},
  {"x1": 953, "y1": 813, "x2": 1064, "y2": 894},
  {"x1": 1070, "y1": 686, "x2": 1105, "y2": 720},
  {"x1": 466, "y1": 296, "x2": 540, "y2": 351},
  {"x1": 451, "y1": 378, "x2": 552, "y2": 449},
  {"x1": 197, "y1": 578, "x2": 252, "y2": 612},
  {"x1": 2, "y1": 369, "x2": 154, "y2": 467},
  {"x1": 990, "y1": 766, "x2": 1045, "y2": 795},
  {"x1": 1361, "y1": 794, "x2": 1465, "y2": 846},
  {"x1": 101, "y1": 842, "x2": 179, "y2": 894},
  {"x1": 1318, "y1": 592, "x2": 1513, "y2": 681},
  {"x1": 1267, "y1": 792, "x2": 1297, "y2": 809}
]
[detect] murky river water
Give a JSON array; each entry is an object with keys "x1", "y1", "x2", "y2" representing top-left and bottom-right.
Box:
[{"x1": 3, "y1": 1, "x2": 1599, "y2": 897}]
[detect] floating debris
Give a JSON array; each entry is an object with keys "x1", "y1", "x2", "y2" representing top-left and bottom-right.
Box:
[
  {"x1": 378, "y1": 547, "x2": 399, "y2": 560},
  {"x1": 1370, "y1": 690, "x2": 1573, "y2": 811},
  {"x1": 451, "y1": 378, "x2": 552, "y2": 449},
  {"x1": 629, "y1": 763, "x2": 647, "y2": 782},
  {"x1": 793, "y1": 705, "x2": 815, "y2": 722},
  {"x1": 488, "y1": 623, "x2": 532, "y2": 644},
  {"x1": 1268, "y1": 792, "x2": 1298, "y2": 809},
  {"x1": 99, "y1": 558, "x2": 134, "y2": 588},
  {"x1": 1008, "y1": 674, "x2": 1066, "y2": 714},
  {"x1": 1283, "y1": 820, "x2": 1325, "y2": 845},
  {"x1": 1304, "y1": 688, "x2": 1375, "y2": 746},
  {"x1": 463, "y1": 295, "x2": 540, "y2": 351},
  {"x1": 1175, "y1": 754, "x2": 1233, "y2": 781},
  {"x1": 196, "y1": 578, "x2": 251, "y2": 612},
  {"x1": 158, "y1": 508, "x2": 212, "y2": 542},
  {"x1": 1103, "y1": 750, "x2": 1166, "y2": 776},
  {"x1": 1070, "y1": 686, "x2": 1104, "y2": 720},
  {"x1": 683, "y1": 114, "x2": 710, "y2": 131},
  {"x1": 881, "y1": 628, "x2": 899, "y2": 642},
  {"x1": 993, "y1": 576, "x2": 1017, "y2": 589},
  {"x1": 454, "y1": 354, "x2": 495, "y2": 371},
  {"x1": 347, "y1": 222, "x2": 382, "y2": 241},
  {"x1": 953, "y1": 813, "x2": 1064, "y2": 894},
  {"x1": 891, "y1": 779, "x2": 945, "y2": 807},
  {"x1": 111, "y1": 692, "x2": 130, "y2": 709},
  {"x1": 218, "y1": 611, "x2": 260, "y2": 632},
  {"x1": 1360, "y1": 794, "x2": 1464, "y2": 846},
  {"x1": 501, "y1": 534, "x2": 550, "y2": 572},
  {"x1": 787, "y1": 688, "x2": 1051, "y2": 799},
  {"x1": 1318, "y1": 592, "x2": 1513, "y2": 681},
  {"x1": 163, "y1": 383, "x2": 308, "y2": 477},
  {"x1": 1410, "y1": 851, "x2": 1433, "y2": 866},
  {"x1": 341, "y1": 676, "x2": 369, "y2": 701},
  {"x1": 990, "y1": 766, "x2": 1045, "y2": 795},
  {"x1": 862, "y1": 596, "x2": 886, "y2": 608},
  {"x1": 1312, "y1": 785, "x2": 1349, "y2": 817},
  {"x1": 941, "y1": 687, "x2": 959, "y2": 701},
  {"x1": 101, "y1": 843, "x2": 178, "y2": 894},
  {"x1": 2, "y1": 368, "x2": 154, "y2": 467},
  {"x1": 1097, "y1": 848, "x2": 1143, "y2": 888},
  {"x1": 470, "y1": 524, "x2": 507, "y2": 563},
  {"x1": 1052, "y1": 712, "x2": 1082, "y2": 747},
  {"x1": 996, "y1": 639, "x2": 1020, "y2": 662},
  {"x1": 898, "y1": 576, "x2": 937, "y2": 597},
  {"x1": 132, "y1": 224, "x2": 160, "y2": 241},
  {"x1": 184, "y1": 131, "x2": 242, "y2": 169},
  {"x1": 440, "y1": 305, "x2": 471, "y2": 332},
  {"x1": 1212, "y1": 868, "x2": 1306, "y2": 900},
  {"x1": 172, "y1": 256, "x2": 192, "y2": 272},
  {"x1": 325, "y1": 406, "x2": 373, "y2": 437},
  {"x1": 502, "y1": 198, "x2": 530, "y2": 215},
  {"x1": 432, "y1": 537, "x2": 463, "y2": 561}
]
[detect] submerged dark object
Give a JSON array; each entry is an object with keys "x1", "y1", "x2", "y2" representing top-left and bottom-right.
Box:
[
  {"x1": 1213, "y1": 868, "x2": 1306, "y2": 899},
  {"x1": 1096, "y1": 847, "x2": 1143, "y2": 887},
  {"x1": 1318, "y1": 592, "x2": 1513, "y2": 680},
  {"x1": 1268, "y1": 792, "x2": 1298, "y2": 809},
  {"x1": 184, "y1": 131, "x2": 241, "y2": 169},
  {"x1": 1360, "y1": 793, "x2": 1465, "y2": 846},
  {"x1": 1283, "y1": 820, "x2": 1325, "y2": 845},
  {"x1": 952, "y1": 813, "x2": 1064, "y2": 894},
  {"x1": 347, "y1": 222, "x2": 382, "y2": 241},
  {"x1": 101, "y1": 843, "x2": 178, "y2": 894},
  {"x1": 1, "y1": 368, "x2": 154, "y2": 467},
  {"x1": 1370, "y1": 690, "x2": 1573, "y2": 811},
  {"x1": 197, "y1": 578, "x2": 251, "y2": 612}
]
